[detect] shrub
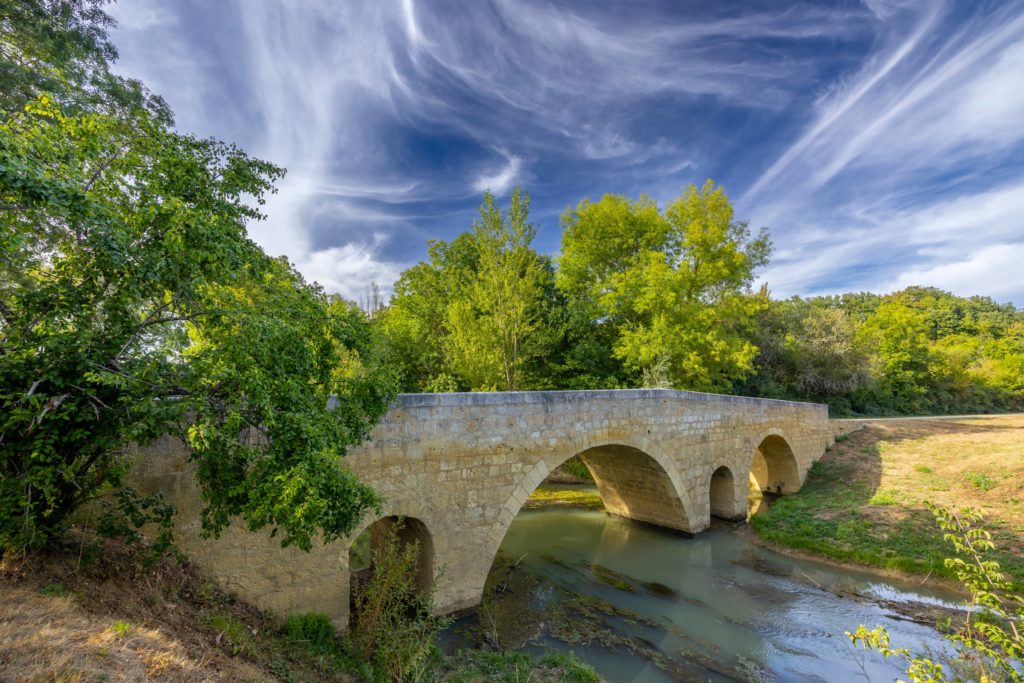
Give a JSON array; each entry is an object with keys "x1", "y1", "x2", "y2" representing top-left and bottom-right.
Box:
[
  {"x1": 349, "y1": 519, "x2": 451, "y2": 681},
  {"x1": 848, "y1": 505, "x2": 1023, "y2": 682},
  {"x1": 111, "y1": 620, "x2": 131, "y2": 639},
  {"x1": 968, "y1": 472, "x2": 997, "y2": 491},
  {"x1": 559, "y1": 456, "x2": 593, "y2": 481}
]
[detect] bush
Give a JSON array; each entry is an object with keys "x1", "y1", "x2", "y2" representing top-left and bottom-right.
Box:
[
  {"x1": 349, "y1": 519, "x2": 451, "y2": 681},
  {"x1": 848, "y1": 505, "x2": 1023, "y2": 681},
  {"x1": 968, "y1": 472, "x2": 997, "y2": 491},
  {"x1": 559, "y1": 456, "x2": 594, "y2": 481}
]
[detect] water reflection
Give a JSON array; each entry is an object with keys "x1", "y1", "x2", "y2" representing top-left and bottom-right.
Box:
[{"x1": 453, "y1": 506, "x2": 961, "y2": 682}]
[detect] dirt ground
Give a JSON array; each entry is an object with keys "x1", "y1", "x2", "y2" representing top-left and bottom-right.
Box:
[{"x1": 0, "y1": 537, "x2": 354, "y2": 683}]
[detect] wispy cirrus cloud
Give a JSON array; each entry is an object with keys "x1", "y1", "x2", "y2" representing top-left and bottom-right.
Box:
[
  {"x1": 747, "y1": 1, "x2": 1024, "y2": 304},
  {"x1": 108, "y1": 0, "x2": 1024, "y2": 304}
]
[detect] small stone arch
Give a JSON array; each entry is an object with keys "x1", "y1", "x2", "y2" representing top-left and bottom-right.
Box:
[
  {"x1": 347, "y1": 515, "x2": 434, "y2": 623},
  {"x1": 750, "y1": 431, "x2": 801, "y2": 496},
  {"x1": 709, "y1": 465, "x2": 743, "y2": 520}
]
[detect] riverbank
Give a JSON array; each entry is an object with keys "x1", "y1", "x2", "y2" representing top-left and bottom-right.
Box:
[
  {"x1": 750, "y1": 414, "x2": 1024, "y2": 590},
  {"x1": 0, "y1": 534, "x2": 598, "y2": 682},
  {"x1": 524, "y1": 483, "x2": 604, "y2": 510}
]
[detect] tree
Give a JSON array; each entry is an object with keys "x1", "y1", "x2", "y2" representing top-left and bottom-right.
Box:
[
  {"x1": 0, "y1": 5, "x2": 395, "y2": 551},
  {"x1": 739, "y1": 297, "x2": 869, "y2": 413},
  {"x1": 558, "y1": 180, "x2": 771, "y2": 391},
  {"x1": 447, "y1": 188, "x2": 549, "y2": 391},
  {"x1": 0, "y1": 0, "x2": 153, "y2": 116},
  {"x1": 857, "y1": 300, "x2": 934, "y2": 413},
  {"x1": 379, "y1": 234, "x2": 477, "y2": 392},
  {"x1": 380, "y1": 189, "x2": 558, "y2": 392}
]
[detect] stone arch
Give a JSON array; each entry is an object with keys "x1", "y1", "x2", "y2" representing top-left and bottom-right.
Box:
[
  {"x1": 709, "y1": 465, "x2": 743, "y2": 520},
  {"x1": 347, "y1": 515, "x2": 434, "y2": 623},
  {"x1": 750, "y1": 431, "x2": 801, "y2": 495},
  {"x1": 493, "y1": 441, "x2": 694, "y2": 542}
]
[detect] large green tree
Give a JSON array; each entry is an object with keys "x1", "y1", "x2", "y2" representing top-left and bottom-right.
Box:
[
  {"x1": 558, "y1": 181, "x2": 771, "y2": 391},
  {"x1": 381, "y1": 189, "x2": 558, "y2": 392},
  {"x1": 0, "y1": 5, "x2": 394, "y2": 551}
]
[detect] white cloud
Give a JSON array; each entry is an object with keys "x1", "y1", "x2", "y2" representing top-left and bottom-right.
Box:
[
  {"x1": 887, "y1": 243, "x2": 1024, "y2": 301},
  {"x1": 741, "y1": 2, "x2": 1024, "y2": 305},
  {"x1": 757, "y1": 179, "x2": 1024, "y2": 304},
  {"x1": 106, "y1": 1, "x2": 1024, "y2": 306},
  {"x1": 107, "y1": 0, "x2": 172, "y2": 31},
  {"x1": 472, "y1": 152, "x2": 522, "y2": 195},
  {"x1": 297, "y1": 241, "x2": 406, "y2": 303}
]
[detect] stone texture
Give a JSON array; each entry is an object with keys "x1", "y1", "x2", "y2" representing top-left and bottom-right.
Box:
[{"x1": 127, "y1": 389, "x2": 831, "y2": 628}]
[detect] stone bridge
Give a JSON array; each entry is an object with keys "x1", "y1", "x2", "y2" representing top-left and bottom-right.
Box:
[{"x1": 129, "y1": 389, "x2": 832, "y2": 627}]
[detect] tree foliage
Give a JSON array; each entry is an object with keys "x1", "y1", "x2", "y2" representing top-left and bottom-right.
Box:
[
  {"x1": 0, "y1": 3, "x2": 394, "y2": 552},
  {"x1": 558, "y1": 181, "x2": 771, "y2": 391},
  {"x1": 377, "y1": 182, "x2": 1022, "y2": 415},
  {"x1": 381, "y1": 188, "x2": 558, "y2": 392},
  {"x1": 741, "y1": 287, "x2": 1024, "y2": 415}
]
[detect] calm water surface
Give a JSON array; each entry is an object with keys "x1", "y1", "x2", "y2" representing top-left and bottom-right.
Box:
[{"x1": 448, "y1": 504, "x2": 962, "y2": 682}]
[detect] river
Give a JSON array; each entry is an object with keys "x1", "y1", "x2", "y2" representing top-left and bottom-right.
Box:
[{"x1": 444, "y1": 502, "x2": 963, "y2": 682}]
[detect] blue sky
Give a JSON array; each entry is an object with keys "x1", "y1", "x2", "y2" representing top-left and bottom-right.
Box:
[{"x1": 107, "y1": 1, "x2": 1024, "y2": 305}]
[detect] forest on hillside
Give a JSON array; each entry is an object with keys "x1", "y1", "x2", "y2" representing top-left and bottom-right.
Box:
[{"x1": 374, "y1": 188, "x2": 1024, "y2": 417}]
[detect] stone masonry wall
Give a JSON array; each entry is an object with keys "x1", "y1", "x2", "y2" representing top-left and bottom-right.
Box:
[{"x1": 127, "y1": 389, "x2": 832, "y2": 628}]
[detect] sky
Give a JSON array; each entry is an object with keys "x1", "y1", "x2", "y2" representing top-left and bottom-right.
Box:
[{"x1": 107, "y1": 0, "x2": 1024, "y2": 306}]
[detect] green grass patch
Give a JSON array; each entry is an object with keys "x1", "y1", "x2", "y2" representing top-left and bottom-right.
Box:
[
  {"x1": 525, "y1": 486, "x2": 604, "y2": 509},
  {"x1": 915, "y1": 465, "x2": 932, "y2": 474},
  {"x1": 749, "y1": 453, "x2": 1024, "y2": 590},
  {"x1": 40, "y1": 582, "x2": 68, "y2": 597},
  {"x1": 869, "y1": 490, "x2": 900, "y2": 506},
  {"x1": 208, "y1": 612, "x2": 257, "y2": 657},
  {"x1": 968, "y1": 472, "x2": 996, "y2": 491}
]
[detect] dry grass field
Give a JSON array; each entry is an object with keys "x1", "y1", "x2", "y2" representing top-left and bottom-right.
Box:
[
  {"x1": 751, "y1": 414, "x2": 1024, "y2": 588},
  {"x1": 0, "y1": 538, "x2": 357, "y2": 683}
]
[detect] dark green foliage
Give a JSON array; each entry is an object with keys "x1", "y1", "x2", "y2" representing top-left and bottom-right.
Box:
[
  {"x1": 0, "y1": 2, "x2": 395, "y2": 552},
  {"x1": 283, "y1": 613, "x2": 337, "y2": 658},
  {"x1": 96, "y1": 489, "x2": 176, "y2": 560},
  {"x1": 739, "y1": 289, "x2": 1024, "y2": 415}
]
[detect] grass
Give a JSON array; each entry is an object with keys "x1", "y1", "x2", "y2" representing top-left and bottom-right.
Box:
[
  {"x1": 0, "y1": 534, "x2": 353, "y2": 682},
  {"x1": 751, "y1": 415, "x2": 1024, "y2": 590},
  {"x1": 1, "y1": 533, "x2": 604, "y2": 682},
  {"x1": 968, "y1": 472, "x2": 997, "y2": 491},
  {"x1": 207, "y1": 612, "x2": 256, "y2": 657},
  {"x1": 524, "y1": 485, "x2": 605, "y2": 510}
]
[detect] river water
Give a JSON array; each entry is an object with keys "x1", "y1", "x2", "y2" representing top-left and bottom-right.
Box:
[{"x1": 446, "y1": 504, "x2": 963, "y2": 682}]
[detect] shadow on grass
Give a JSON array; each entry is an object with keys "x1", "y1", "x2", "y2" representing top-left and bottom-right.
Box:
[{"x1": 751, "y1": 421, "x2": 1024, "y2": 590}]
